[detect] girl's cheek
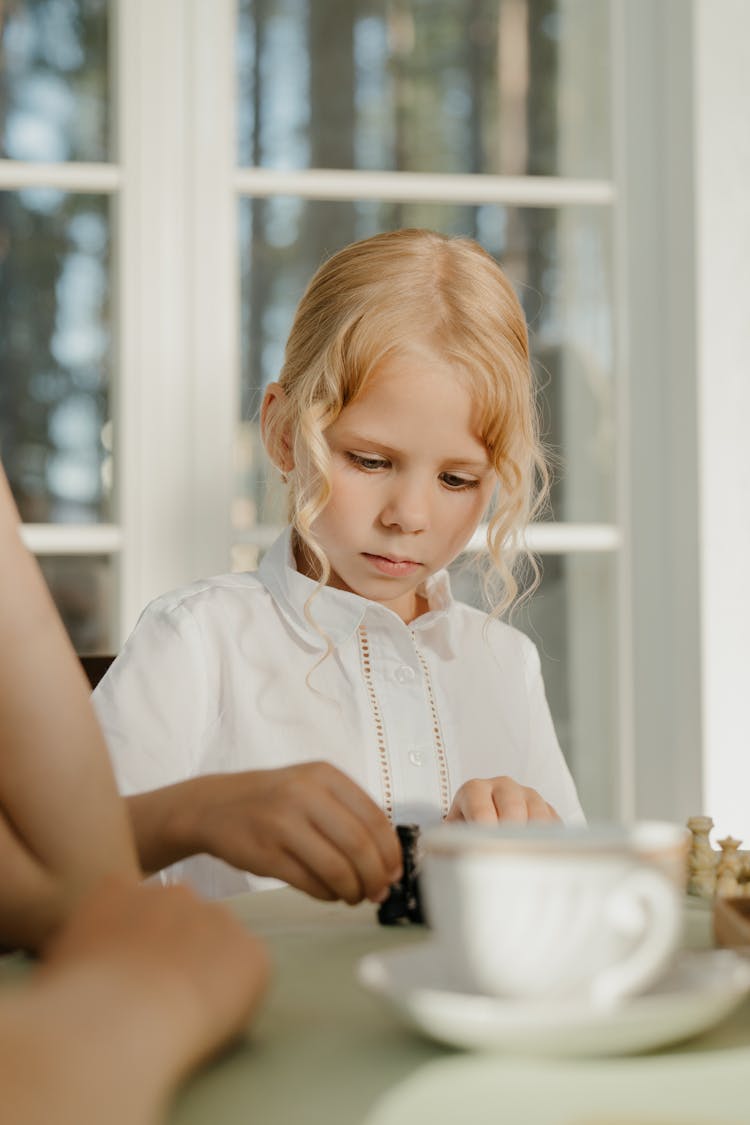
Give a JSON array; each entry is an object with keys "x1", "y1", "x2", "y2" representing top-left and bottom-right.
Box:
[{"x1": 328, "y1": 474, "x2": 366, "y2": 509}]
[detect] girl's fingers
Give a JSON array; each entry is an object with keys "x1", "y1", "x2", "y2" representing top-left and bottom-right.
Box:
[
  {"x1": 324, "y1": 768, "x2": 402, "y2": 880},
  {"x1": 490, "y1": 778, "x2": 529, "y2": 823},
  {"x1": 522, "y1": 788, "x2": 556, "y2": 822},
  {"x1": 448, "y1": 777, "x2": 557, "y2": 825},
  {"x1": 274, "y1": 762, "x2": 401, "y2": 888},
  {"x1": 306, "y1": 794, "x2": 398, "y2": 903},
  {"x1": 272, "y1": 815, "x2": 366, "y2": 904},
  {"x1": 269, "y1": 851, "x2": 339, "y2": 903},
  {"x1": 448, "y1": 780, "x2": 498, "y2": 824}
]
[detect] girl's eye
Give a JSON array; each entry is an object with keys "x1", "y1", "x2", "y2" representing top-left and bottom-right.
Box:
[
  {"x1": 347, "y1": 452, "x2": 389, "y2": 472},
  {"x1": 441, "y1": 472, "x2": 479, "y2": 491}
]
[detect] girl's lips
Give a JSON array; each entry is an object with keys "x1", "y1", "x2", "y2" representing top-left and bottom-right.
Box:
[{"x1": 363, "y1": 553, "x2": 421, "y2": 577}]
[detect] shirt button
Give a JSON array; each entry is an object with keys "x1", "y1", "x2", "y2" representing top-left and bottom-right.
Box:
[
  {"x1": 394, "y1": 665, "x2": 416, "y2": 684},
  {"x1": 408, "y1": 750, "x2": 425, "y2": 767}
]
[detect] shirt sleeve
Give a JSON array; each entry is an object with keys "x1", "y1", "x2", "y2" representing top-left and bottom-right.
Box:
[
  {"x1": 92, "y1": 597, "x2": 209, "y2": 795},
  {"x1": 519, "y1": 634, "x2": 586, "y2": 825}
]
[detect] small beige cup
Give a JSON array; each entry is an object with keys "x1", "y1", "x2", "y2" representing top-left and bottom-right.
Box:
[{"x1": 421, "y1": 821, "x2": 689, "y2": 1006}]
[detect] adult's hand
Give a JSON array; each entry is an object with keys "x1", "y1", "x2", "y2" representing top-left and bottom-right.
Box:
[
  {"x1": 40, "y1": 877, "x2": 269, "y2": 1072},
  {"x1": 446, "y1": 775, "x2": 560, "y2": 825},
  {"x1": 130, "y1": 762, "x2": 402, "y2": 905},
  {"x1": 1, "y1": 878, "x2": 268, "y2": 1125}
]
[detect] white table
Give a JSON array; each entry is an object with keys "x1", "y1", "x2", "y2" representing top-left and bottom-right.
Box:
[{"x1": 167, "y1": 890, "x2": 750, "y2": 1125}]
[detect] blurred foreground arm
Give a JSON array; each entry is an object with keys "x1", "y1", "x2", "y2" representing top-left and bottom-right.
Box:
[
  {"x1": 0, "y1": 878, "x2": 269, "y2": 1125},
  {"x1": 0, "y1": 467, "x2": 139, "y2": 949}
]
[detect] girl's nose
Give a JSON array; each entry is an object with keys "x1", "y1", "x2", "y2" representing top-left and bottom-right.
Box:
[{"x1": 379, "y1": 481, "x2": 429, "y2": 534}]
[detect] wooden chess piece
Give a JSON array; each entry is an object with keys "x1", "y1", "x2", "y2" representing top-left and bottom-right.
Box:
[
  {"x1": 716, "y1": 836, "x2": 743, "y2": 898},
  {"x1": 687, "y1": 815, "x2": 718, "y2": 898}
]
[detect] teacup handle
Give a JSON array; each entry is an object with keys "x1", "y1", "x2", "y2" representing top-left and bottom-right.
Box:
[{"x1": 591, "y1": 868, "x2": 681, "y2": 1006}]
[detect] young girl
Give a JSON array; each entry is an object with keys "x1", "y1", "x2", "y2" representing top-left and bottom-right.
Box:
[{"x1": 93, "y1": 228, "x2": 584, "y2": 900}]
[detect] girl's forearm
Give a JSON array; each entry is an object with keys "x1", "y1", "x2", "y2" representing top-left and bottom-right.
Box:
[{"x1": 126, "y1": 778, "x2": 212, "y2": 876}]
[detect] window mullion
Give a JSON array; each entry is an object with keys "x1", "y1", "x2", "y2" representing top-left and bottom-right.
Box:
[
  {"x1": 186, "y1": 0, "x2": 238, "y2": 586},
  {"x1": 115, "y1": 0, "x2": 195, "y2": 637},
  {"x1": 233, "y1": 166, "x2": 614, "y2": 207}
]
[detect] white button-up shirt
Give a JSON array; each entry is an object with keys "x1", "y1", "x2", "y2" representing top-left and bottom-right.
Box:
[{"x1": 93, "y1": 529, "x2": 584, "y2": 896}]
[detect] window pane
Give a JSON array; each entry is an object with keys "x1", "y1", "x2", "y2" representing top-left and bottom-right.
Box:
[
  {"x1": 451, "y1": 550, "x2": 618, "y2": 820},
  {"x1": 237, "y1": 196, "x2": 614, "y2": 531},
  {"x1": 237, "y1": 0, "x2": 610, "y2": 177},
  {"x1": 37, "y1": 553, "x2": 114, "y2": 653},
  {"x1": 0, "y1": 0, "x2": 110, "y2": 163},
  {"x1": 0, "y1": 190, "x2": 112, "y2": 523}
]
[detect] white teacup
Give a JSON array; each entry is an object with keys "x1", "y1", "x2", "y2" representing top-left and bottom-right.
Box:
[{"x1": 421, "y1": 820, "x2": 688, "y2": 1006}]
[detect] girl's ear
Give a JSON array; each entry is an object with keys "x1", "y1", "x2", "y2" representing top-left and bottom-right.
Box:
[{"x1": 261, "y1": 383, "x2": 294, "y2": 473}]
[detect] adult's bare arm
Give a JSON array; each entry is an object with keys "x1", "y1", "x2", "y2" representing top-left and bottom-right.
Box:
[{"x1": 0, "y1": 467, "x2": 139, "y2": 948}]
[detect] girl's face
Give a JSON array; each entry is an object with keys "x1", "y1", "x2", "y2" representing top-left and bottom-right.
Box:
[{"x1": 296, "y1": 346, "x2": 497, "y2": 624}]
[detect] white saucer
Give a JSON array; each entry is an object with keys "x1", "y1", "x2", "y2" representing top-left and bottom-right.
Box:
[{"x1": 357, "y1": 943, "x2": 750, "y2": 1057}]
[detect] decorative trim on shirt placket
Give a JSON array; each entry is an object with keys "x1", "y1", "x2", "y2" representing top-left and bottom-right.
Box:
[
  {"x1": 357, "y1": 624, "x2": 394, "y2": 821},
  {"x1": 412, "y1": 639, "x2": 452, "y2": 819}
]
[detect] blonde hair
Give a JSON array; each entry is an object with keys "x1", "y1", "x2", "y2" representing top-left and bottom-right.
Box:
[{"x1": 266, "y1": 228, "x2": 549, "y2": 617}]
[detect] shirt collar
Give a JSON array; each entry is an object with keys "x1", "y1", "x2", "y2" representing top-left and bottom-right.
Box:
[{"x1": 257, "y1": 527, "x2": 458, "y2": 654}]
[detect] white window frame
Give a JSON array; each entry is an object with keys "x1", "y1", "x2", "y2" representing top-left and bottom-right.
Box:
[
  {"x1": 2, "y1": 0, "x2": 240, "y2": 624},
  {"x1": 5, "y1": 4, "x2": 621, "y2": 604},
  {"x1": 11, "y1": 0, "x2": 745, "y2": 826},
  {"x1": 691, "y1": 0, "x2": 750, "y2": 839},
  {"x1": 0, "y1": 0, "x2": 625, "y2": 817}
]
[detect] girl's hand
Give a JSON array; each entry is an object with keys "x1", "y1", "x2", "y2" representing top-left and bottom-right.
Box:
[
  {"x1": 135, "y1": 762, "x2": 403, "y2": 906},
  {"x1": 191, "y1": 763, "x2": 403, "y2": 905},
  {"x1": 446, "y1": 775, "x2": 560, "y2": 824}
]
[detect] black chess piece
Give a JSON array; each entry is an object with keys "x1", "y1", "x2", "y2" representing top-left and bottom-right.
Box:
[{"x1": 377, "y1": 824, "x2": 424, "y2": 925}]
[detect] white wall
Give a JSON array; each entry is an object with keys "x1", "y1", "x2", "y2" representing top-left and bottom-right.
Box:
[
  {"x1": 695, "y1": 0, "x2": 750, "y2": 840},
  {"x1": 615, "y1": 0, "x2": 703, "y2": 826}
]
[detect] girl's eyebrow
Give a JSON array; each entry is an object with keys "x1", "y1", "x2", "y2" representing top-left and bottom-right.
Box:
[{"x1": 336, "y1": 431, "x2": 491, "y2": 470}]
